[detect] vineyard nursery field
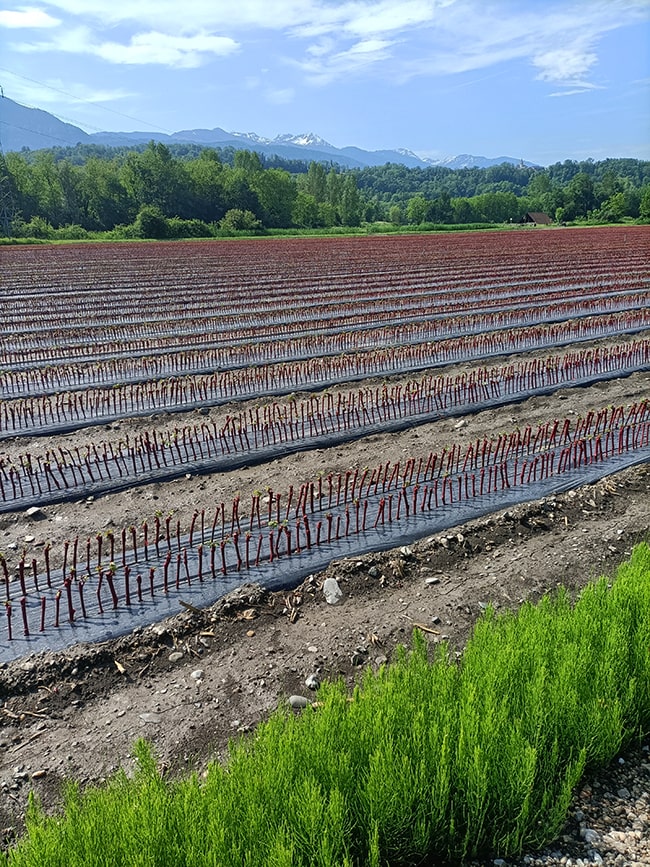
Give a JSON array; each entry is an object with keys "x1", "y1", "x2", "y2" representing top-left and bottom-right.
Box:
[{"x1": 1, "y1": 226, "x2": 650, "y2": 855}]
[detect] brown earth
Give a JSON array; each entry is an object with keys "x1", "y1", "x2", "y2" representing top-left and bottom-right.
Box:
[{"x1": 1, "y1": 361, "x2": 649, "y2": 862}]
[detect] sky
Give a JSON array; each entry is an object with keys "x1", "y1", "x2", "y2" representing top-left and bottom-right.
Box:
[{"x1": 0, "y1": 0, "x2": 649, "y2": 166}]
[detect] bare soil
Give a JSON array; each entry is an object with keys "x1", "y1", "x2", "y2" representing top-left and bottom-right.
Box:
[{"x1": 1, "y1": 366, "x2": 649, "y2": 859}]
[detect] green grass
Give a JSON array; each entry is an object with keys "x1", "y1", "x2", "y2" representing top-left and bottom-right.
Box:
[
  {"x1": 2, "y1": 221, "x2": 505, "y2": 245},
  {"x1": 5, "y1": 543, "x2": 650, "y2": 866}
]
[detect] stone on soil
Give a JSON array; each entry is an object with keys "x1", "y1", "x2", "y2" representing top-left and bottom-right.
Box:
[
  {"x1": 323, "y1": 577, "x2": 343, "y2": 604},
  {"x1": 25, "y1": 507, "x2": 46, "y2": 520},
  {"x1": 305, "y1": 674, "x2": 320, "y2": 690}
]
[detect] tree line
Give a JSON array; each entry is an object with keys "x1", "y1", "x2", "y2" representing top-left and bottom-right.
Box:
[{"x1": 1, "y1": 141, "x2": 649, "y2": 239}]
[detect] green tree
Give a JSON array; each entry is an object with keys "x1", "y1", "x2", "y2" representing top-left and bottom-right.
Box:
[
  {"x1": 429, "y1": 192, "x2": 452, "y2": 223},
  {"x1": 525, "y1": 172, "x2": 560, "y2": 216},
  {"x1": 57, "y1": 161, "x2": 83, "y2": 226},
  {"x1": 451, "y1": 197, "x2": 477, "y2": 224},
  {"x1": 595, "y1": 169, "x2": 624, "y2": 204},
  {"x1": 120, "y1": 142, "x2": 187, "y2": 216},
  {"x1": 30, "y1": 152, "x2": 65, "y2": 226},
  {"x1": 596, "y1": 192, "x2": 627, "y2": 223},
  {"x1": 639, "y1": 186, "x2": 650, "y2": 221},
  {"x1": 304, "y1": 161, "x2": 327, "y2": 202},
  {"x1": 250, "y1": 168, "x2": 296, "y2": 228},
  {"x1": 318, "y1": 201, "x2": 338, "y2": 226},
  {"x1": 222, "y1": 168, "x2": 261, "y2": 217},
  {"x1": 80, "y1": 158, "x2": 131, "y2": 229},
  {"x1": 292, "y1": 191, "x2": 323, "y2": 228},
  {"x1": 233, "y1": 150, "x2": 263, "y2": 175},
  {"x1": 0, "y1": 153, "x2": 19, "y2": 235},
  {"x1": 406, "y1": 194, "x2": 430, "y2": 224},
  {"x1": 326, "y1": 168, "x2": 343, "y2": 210},
  {"x1": 565, "y1": 172, "x2": 595, "y2": 219},
  {"x1": 339, "y1": 174, "x2": 361, "y2": 226},
  {"x1": 471, "y1": 191, "x2": 520, "y2": 222},
  {"x1": 185, "y1": 150, "x2": 227, "y2": 223},
  {"x1": 4, "y1": 152, "x2": 39, "y2": 221}
]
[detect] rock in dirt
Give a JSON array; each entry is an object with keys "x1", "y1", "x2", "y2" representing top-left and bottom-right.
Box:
[
  {"x1": 168, "y1": 651, "x2": 184, "y2": 663},
  {"x1": 211, "y1": 583, "x2": 267, "y2": 618},
  {"x1": 305, "y1": 674, "x2": 320, "y2": 690},
  {"x1": 190, "y1": 669, "x2": 204, "y2": 682},
  {"x1": 323, "y1": 577, "x2": 343, "y2": 605},
  {"x1": 25, "y1": 507, "x2": 46, "y2": 521},
  {"x1": 288, "y1": 695, "x2": 310, "y2": 709}
]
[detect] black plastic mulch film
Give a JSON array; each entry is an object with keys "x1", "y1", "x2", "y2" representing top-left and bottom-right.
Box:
[{"x1": 2, "y1": 403, "x2": 648, "y2": 662}]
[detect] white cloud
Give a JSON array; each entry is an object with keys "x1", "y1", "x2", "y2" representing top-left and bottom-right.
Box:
[
  {"x1": 306, "y1": 37, "x2": 335, "y2": 57},
  {"x1": 52, "y1": 83, "x2": 133, "y2": 104},
  {"x1": 31, "y1": 0, "x2": 324, "y2": 31},
  {"x1": 94, "y1": 32, "x2": 239, "y2": 67},
  {"x1": 16, "y1": 26, "x2": 239, "y2": 67},
  {"x1": 0, "y1": 6, "x2": 60, "y2": 28},
  {"x1": 547, "y1": 88, "x2": 598, "y2": 98},
  {"x1": 292, "y1": 0, "x2": 448, "y2": 39},
  {"x1": 377, "y1": 1, "x2": 650, "y2": 90},
  {"x1": 533, "y1": 46, "x2": 599, "y2": 85},
  {"x1": 265, "y1": 87, "x2": 295, "y2": 104},
  {"x1": 295, "y1": 37, "x2": 395, "y2": 84},
  {"x1": 6, "y1": 0, "x2": 650, "y2": 88},
  {"x1": 0, "y1": 69, "x2": 132, "y2": 106},
  {"x1": 26, "y1": 0, "x2": 458, "y2": 40}
]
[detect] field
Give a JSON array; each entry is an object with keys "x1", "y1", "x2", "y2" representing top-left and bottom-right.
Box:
[{"x1": 1, "y1": 226, "x2": 650, "y2": 862}]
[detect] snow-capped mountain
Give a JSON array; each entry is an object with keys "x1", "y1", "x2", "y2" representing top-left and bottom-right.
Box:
[
  {"x1": 272, "y1": 132, "x2": 335, "y2": 148},
  {"x1": 428, "y1": 153, "x2": 536, "y2": 169},
  {"x1": 229, "y1": 131, "x2": 271, "y2": 144},
  {"x1": 1, "y1": 97, "x2": 540, "y2": 169}
]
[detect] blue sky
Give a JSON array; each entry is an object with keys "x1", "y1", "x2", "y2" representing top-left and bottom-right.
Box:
[{"x1": 0, "y1": 0, "x2": 649, "y2": 165}]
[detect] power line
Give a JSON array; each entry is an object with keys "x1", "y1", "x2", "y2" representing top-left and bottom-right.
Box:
[
  {"x1": 0, "y1": 118, "x2": 92, "y2": 148},
  {"x1": 0, "y1": 66, "x2": 173, "y2": 134},
  {"x1": 0, "y1": 85, "x2": 17, "y2": 235}
]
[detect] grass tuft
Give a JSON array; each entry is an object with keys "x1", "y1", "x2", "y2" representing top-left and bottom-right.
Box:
[{"x1": 5, "y1": 543, "x2": 650, "y2": 866}]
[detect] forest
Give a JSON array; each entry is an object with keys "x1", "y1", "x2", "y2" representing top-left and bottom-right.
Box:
[{"x1": 1, "y1": 140, "x2": 649, "y2": 239}]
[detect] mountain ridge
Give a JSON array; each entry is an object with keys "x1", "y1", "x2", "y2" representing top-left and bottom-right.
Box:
[{"x1": 0, "y1": 96, "x2": 539, "y2": 169}]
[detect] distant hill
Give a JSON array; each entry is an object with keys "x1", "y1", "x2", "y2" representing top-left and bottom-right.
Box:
[
  {"x1": 0, "y1": 96, "x2": 539, "y2": 169},
  {"x1": 0, "y1": 97, "x2": 91, "y2": 151}
]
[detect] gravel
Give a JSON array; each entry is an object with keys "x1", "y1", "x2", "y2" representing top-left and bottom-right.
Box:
[{"x1": 473, "y1": 741, "x2": 650, "y2": 866}]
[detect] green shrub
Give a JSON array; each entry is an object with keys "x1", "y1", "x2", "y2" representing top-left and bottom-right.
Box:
[
  {"x1": 51, "y1": 224, "x2": 90, "y2": 241},
  {"x1": 218, "y1": 209, "x2": 263, "y2": 234},
  {"x1": 6, "y1": 544, "x2": 650, "y2": 866},
  {"x1": 133, "y1": 205, "x2": 169, "y2": 239}
]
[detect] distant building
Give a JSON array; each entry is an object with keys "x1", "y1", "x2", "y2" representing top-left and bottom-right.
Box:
[{"x1": 522, "y1": 211, "x2": 552, "y2": 225}]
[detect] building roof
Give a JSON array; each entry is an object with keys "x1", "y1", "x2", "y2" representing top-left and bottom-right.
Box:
[{"x1": 524, "y1": 211, "x2": 552, "y2": 224}]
